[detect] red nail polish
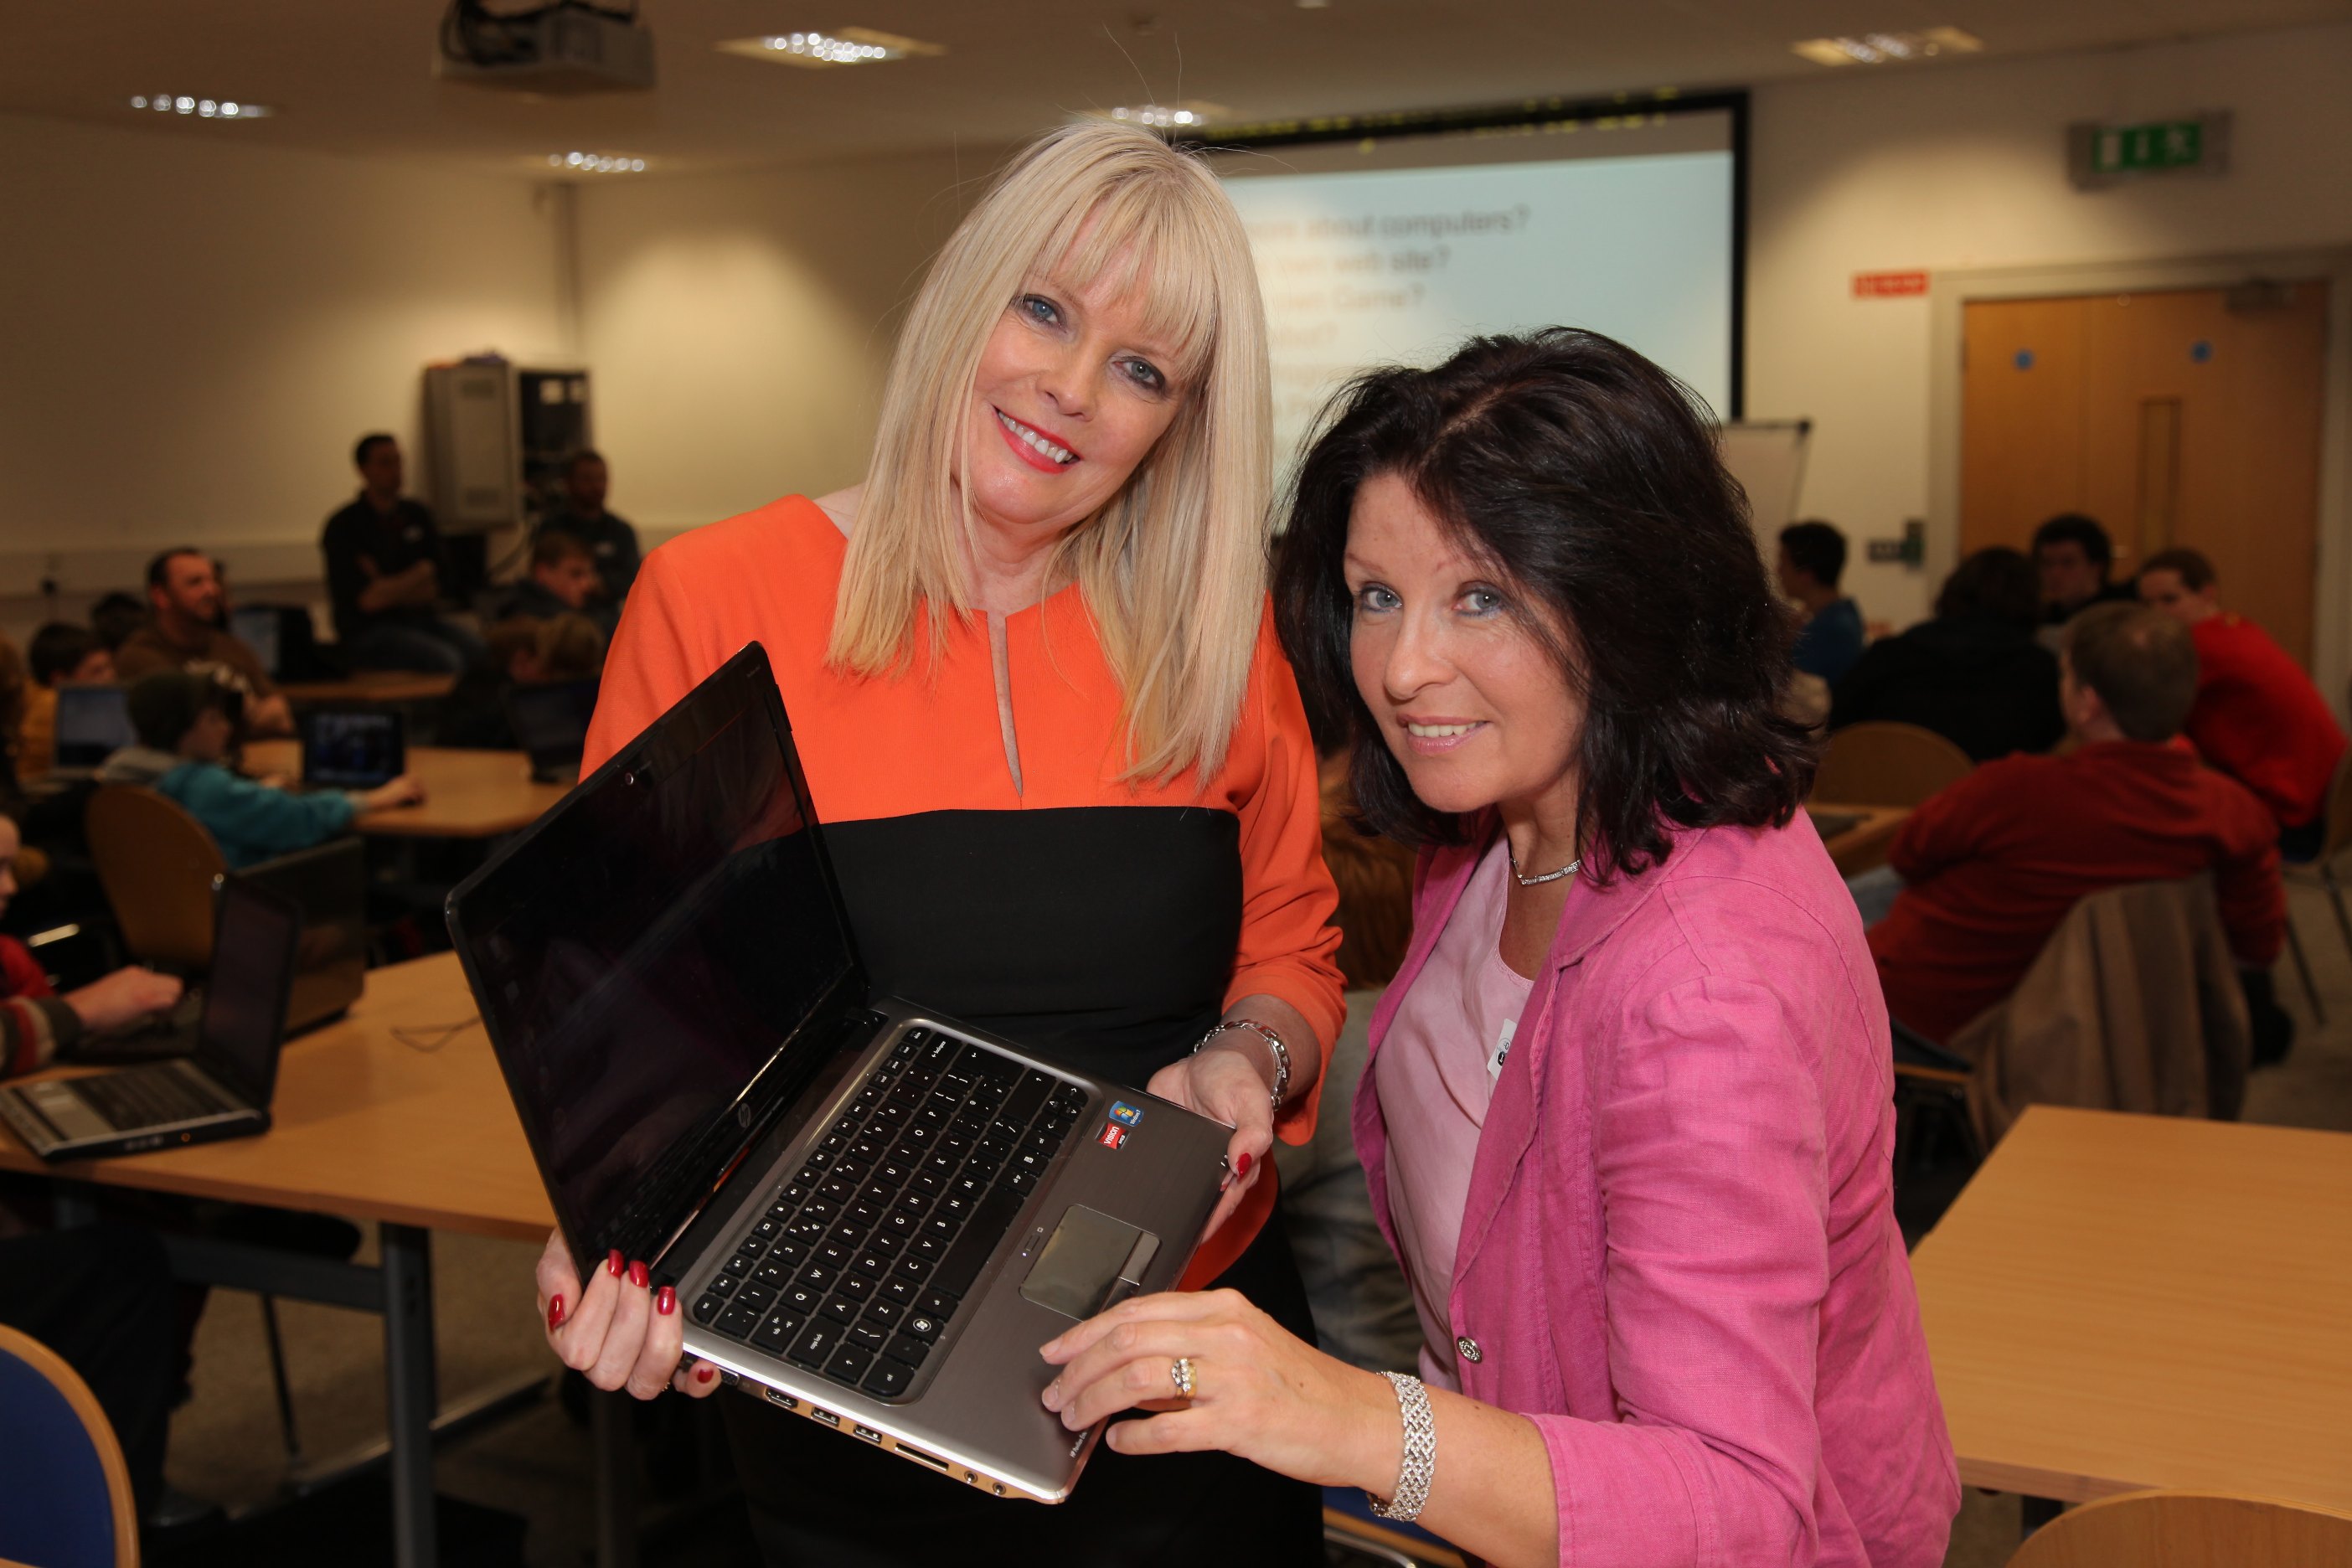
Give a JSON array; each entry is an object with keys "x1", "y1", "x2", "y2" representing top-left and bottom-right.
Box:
[
  {"x1": 629, "y1": 1260, "x2": 649, "y2": 1289},
  {"x1": 607, "y1": 1249, "x2": 624, "y2": 1277},
  {"x1": 695, "y1": 1363, "x2": 715, "y2": 1383},
  {"x1": 656, "y1": 1286, "x2": 676, "y2": 1316},
  {"x1": 547, "y1": 1295, "x2": 565, "y2": 1330},
  {"x1": 1235, "y1": 1151, "x2": 1253, "y2": 1177}
]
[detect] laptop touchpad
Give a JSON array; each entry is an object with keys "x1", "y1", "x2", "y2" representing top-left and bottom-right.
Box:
[{"x1": 1019, "y1": 1205, "x2": 1161, "y2": 1320}]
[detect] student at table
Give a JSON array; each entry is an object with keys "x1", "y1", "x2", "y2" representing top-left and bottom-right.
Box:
[
  {"x1": 539, "y1": 448, "x2": 641, "y2": 606},
  {"x1": 2034, "y1": 513, "x2": 2134, "y2": 627},
  {"x1": 534, "y1": 121, "x2": 1344, "y2": 1568},
  {"x1": 320, "y1": 434, "x2": 485, "y2": 674},
  {"x1": 113, "y1": 549, "x2": 294, "y2": 738},
  {"x1": 1036, "y1": 329, "x2": 1957, "y2": 1567},
  {"x1": 96, "y1": 673, "x2": 422, "y2": 867},
  {"x1": 1, "y1": 811, "x2": 183, "y2": 1073},
  {"x1": 16, "y1": 622, "x2": 116, "y2": 781},
  {"x1": 2138, "y1": 547, "x2": 2347, "y2": 857},
  {"x1": 438, "y1": 614, "x2": 604, "y2": 750},
  {"x1": 1777, "y1": 519, "x2": 1866, "y2": 686},
  {"x1": 1869, "y1": 603, "x2": 2285, "y2": 1044},
  {"x1": 1830, "y1": 547, "x2": 2064, "y2": 761}
]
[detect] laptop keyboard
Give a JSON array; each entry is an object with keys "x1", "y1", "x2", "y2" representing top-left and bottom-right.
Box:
[
  {"x1": 76, "y1": 1067, "x2": 234, "y2": 1131},
  {"x1": 694, "y1": 1026, "x2": 1089, "y2": 1402}
]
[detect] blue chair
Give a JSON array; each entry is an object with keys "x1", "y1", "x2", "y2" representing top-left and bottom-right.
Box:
[{"x1": 0, "y1": 1323, "x2": 139, "y2": 1568}]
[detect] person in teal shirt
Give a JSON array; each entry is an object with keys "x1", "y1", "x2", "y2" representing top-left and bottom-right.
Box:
[
  {"x1": 99, "y1": 673, "x2": 423, "y2": 868},
  {"x1": 1778, "y1": 519, "x2": 1866, "y2": 686}
]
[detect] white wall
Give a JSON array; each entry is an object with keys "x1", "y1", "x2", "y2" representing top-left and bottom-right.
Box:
[
  {"x1": 1746, "y1": 21, "x2": 2352, "y2": 630},
  {"x1": 570, "y1": 147, "x2": 990, "y2": 539},
  {"x1": 0, "y1": 112, "x2": 569, "y2": 642}
]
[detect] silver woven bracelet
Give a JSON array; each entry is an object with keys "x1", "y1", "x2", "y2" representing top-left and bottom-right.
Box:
[
  {"x1": 1192, "y1": 1019, "x2": 1290, "y2": 1112},
  {"x1": 1367, "y1": 1370, "x2": 1436, "y2": 1522}
]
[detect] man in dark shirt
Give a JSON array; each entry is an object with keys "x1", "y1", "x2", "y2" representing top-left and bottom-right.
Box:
[
  {"x1": 1830, "y1": 547, "x2": 2063, "y2": 761},
  {"x1": 2034, "y1": 513, "x2": 2136, "y2": 626},
  {"x1": 539, "y1": 448, "x2": 640, "y2": 607},
  {"x1": 1777, "y1": 519, "x2": 1865, "y2": 685},
  {"x1": 114, "y1": 548, "x2": 295, "y2": 736},
  {"x1": 320, "y1": 434, "x2": 483, "y2": 673}
]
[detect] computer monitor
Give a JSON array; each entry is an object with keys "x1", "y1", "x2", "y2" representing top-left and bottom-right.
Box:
[
  {"x1": 53, "y1": 684, "x2": 137, "y2": 771},
  {"x1": 229, "y1": 606, "x2": 281, "y2": 679},
  {"x1": 299, "y1": 709, "x2": 405, "y2": 789}
]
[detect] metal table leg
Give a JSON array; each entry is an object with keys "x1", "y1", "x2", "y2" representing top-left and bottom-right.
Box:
[
  {"x1": 382, "y1": 1221, "x2": 440, "y2": 1568},
  {"x1": 592, "y1": 1389, "x2": 641, "y2": 1568}
]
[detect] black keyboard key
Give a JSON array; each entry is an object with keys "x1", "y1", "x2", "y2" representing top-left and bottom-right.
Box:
[
  {"x1": 692, "y1": 1293, "x2": 726, "y2": 1324},
  {"x1": 848, "y1": 1320, "x2": 889, "y2": 1353},
  {"x1": 866, "y1": 1229, "x2": 903, "y2": 1256},
  {"x1": 879, "y1": 1276, "x2": 916, "y2": 1308},
  {"x1": 798, "y1": 1263, "x2": 838, "y2": 1293},
  {"x1": 753, "y1": 1258, "x2": 792, "y2": 1287},
  {"x1": 815, "y1": 1240, "x2": 854, "y2": 1271},
  {"x1": 751, "y1": 1310, "x2": 803, "y2": 1356},
  {"x1": 862, "y1": 1359, "x2": 912, "y2": 1399},
  {"x1": 771, "y1": 1238, "x2": 808, "y2": 1267},
  {"x1": 885, "y1": 1333, "x2": 933, "y2": 1368},
  {"x1": 877, "y1": 1210, "x2": 918, "y2": 1241},
  {"x1": 707, "y1": 1272, "x2": 739, "y2": 1298},
  {"x1": 852, "y1": 1251, "x2": 887, "y2": 1277},
  {"x1": 826, "y1": 1344, "x2": 874, "y2": 1384},
  {"x1": 1008, "y1": 1147, "x2": 1051, "y2": 1179},
  {"x1": 863, "y1": 1297, "x2": 904, "y2": 1328},
  {"x1": 735, "y1": 1282, "x2": 776, "y2": 1313},
  {"x1": 1008, "y1": 1169, "x2": 1038, "y2": 1196},
  {"x1": 848, "y1": 1201, "x2": 883, "y2": 1230},
  {"x1": 910, "y1": 1170, "x2": 944, "y2": 1197},
  {"x1": 800, "y1": 1199, "x2": 838, "y2": 1226},
  {"x1": 930, "y1": 1189, "x2": 1024, "y2": 1300},
  {"x1": 894, "y1": 1253, "x2": 934, "y2": 1283},
  {"x1": 783, "y1": 1282, "x2": 824, "y2": 1317},
  {"x1": 1003, "y1": 1070, "x2": 1051, "y2": 1123},
  {"x1": 722, "y1": 1251, "x2": 757, "y2": 1277},
  {"x1": 922, "y1": 1215, "x2": 960, "y2": 1244},
  {"x1": 907, "y1": 1233, "x2": 946, "y2": 1266},
  {"x1": 818, "y1": 1175, "x2": 855, "y2": 1204},
  {"x1": 902, "y1": 1309, "x2": 944, "y2": 1342},
  {"x1": 918, "y1": 1289, "x2": 957, "y2": 1321},
  {"x1": 788, "y1": 1321, "x2": 843, "y2": 1368},
  {"x1": 836, "y1": 1272, "x2": 874, "y2": 1301},
  {"x1": 717, "y1": 1302, "x2": 766, "y2": 1340},
  {"x1": 895, "y1": 1190, "x2": 931, "y2": 1217},
  {"x1": 820, "y1": 1295, "x2": 859, "y2": 1324}
]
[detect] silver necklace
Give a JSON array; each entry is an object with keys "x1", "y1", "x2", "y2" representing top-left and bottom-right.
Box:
[{"x1": 1507, "y1": 840, "x2": 1580, "y2": 887}]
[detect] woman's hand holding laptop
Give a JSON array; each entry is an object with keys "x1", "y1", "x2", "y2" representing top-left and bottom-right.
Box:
[{"x1": 535, "y1": 1229, "x2": 722, "y2": 1401}]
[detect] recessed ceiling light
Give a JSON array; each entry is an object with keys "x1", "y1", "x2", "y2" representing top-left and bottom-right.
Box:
[
  {"x1": 715, "y1": 28, "x2": 943, "y2": 70},
  {"x1": 1792, "y1": 26, "x2": 1981, "y2": 66},
  {"x1": 130, "y1": 94, "x2": 275, "y2": 119},
  {"x1": 1106, "y1": 102, "x2": 1225, "y2": 130},
  {"x1": 547, "y1": 152, "x2": 647, "y2": 173}
]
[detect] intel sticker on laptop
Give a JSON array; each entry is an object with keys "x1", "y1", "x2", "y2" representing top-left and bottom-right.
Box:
[{"x1": 1107, "y1": 1101, "x2": 1144, "y2": 1127}]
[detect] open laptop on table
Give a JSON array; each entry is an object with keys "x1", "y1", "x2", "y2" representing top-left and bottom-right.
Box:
[
  {"x1": 503, "y1": 678, "x2": 596, "y2": 783},
  {"x1": 0, "y1": 876, "x2": 302, "y2": 1159},
  {"x1": 49, "y1": 684, "x2": 137, "y2": 777},
  {"x1": 444, "y1": 642, "x2": 1228, "y2": 1503},
  {"x1": 299, "y1": 708, "x2": 405, "y2": 789}
]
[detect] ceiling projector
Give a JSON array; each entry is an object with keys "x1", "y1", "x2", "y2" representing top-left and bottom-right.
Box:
[{"x1": 436, "y1": 1, "x2": 656, "y2": 94}]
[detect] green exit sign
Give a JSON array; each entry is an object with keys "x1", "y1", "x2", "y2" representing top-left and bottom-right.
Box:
[
  {"x1": 2069, "y1": 112, "x2": 2230, "y2": 188},
  {"x1": 2095, "y1": 120, "x2": 2201, "y2": 173}
]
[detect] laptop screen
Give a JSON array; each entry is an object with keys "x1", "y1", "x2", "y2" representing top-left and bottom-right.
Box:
[
  {"x1": 302, "y1": 709, "x2": 405, "y2": 788},
  {"x1": 197, "y1": 878, "x2": 302, "y2": 1106},
  {"x1": 230, "y1": 606, "x2": 282, "y2": 678},
  {"x1": 54, "y1": 684, "x2": 137, "y2": 768},
  {"x1": 506, "y1": 678, "x2": 597, "y2": 771},
  {"x1": 448, "y1": 646, "x2": 864, "y2": 1262}
]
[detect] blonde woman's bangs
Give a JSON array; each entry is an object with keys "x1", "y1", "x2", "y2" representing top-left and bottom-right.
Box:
[{"x1": 1044, "y1": 182, "x2": 1225, "y2": 385}]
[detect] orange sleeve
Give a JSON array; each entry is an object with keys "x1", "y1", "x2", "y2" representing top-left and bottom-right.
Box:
[
  {"x1": 584, "y1": 540, "x2": 717, "y2": 776},
  {"x1": 1222, "y1": 603, "x2": 1346, "y2": 1147}
]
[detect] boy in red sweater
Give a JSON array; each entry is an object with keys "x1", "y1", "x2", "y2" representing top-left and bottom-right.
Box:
[
  {"x1": 2138, "y1": 548, "x2": 2345, "y2": 854},
  {"x1": 0, "y1": 812, "x2": 182, "y2": 1075},
  {"x1": 1870, "y1": 603, "x2": 2285, "y2": 1044}
]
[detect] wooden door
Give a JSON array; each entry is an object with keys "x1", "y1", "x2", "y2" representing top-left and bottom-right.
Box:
[{"x1": 1961, "y1": 283, "x2": 2329, "y2": 665}]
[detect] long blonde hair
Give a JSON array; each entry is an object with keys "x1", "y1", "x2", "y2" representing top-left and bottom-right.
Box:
[{"x1": 828, "y1": 122, "x2": 1273, "y2": 784}]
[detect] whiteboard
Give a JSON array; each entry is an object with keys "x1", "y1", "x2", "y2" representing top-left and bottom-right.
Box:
[{"x1": 1718, "y1": 419, "x2": 1812, "y2": 544}]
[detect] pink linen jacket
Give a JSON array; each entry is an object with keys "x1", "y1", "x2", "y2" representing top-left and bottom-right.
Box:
[{"x1": 1356, "y1": 814, "x2": 1958, "y2": 1566}]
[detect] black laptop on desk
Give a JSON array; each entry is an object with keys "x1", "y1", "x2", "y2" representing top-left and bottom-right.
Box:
[
  {"x1": 0, "y1": 877, "x2": 302, "y2": 1159},
  {"x1": 50, "y1": 684, "x2": 137, "y2": 776},
  {"x1": 444, "y1": 642, "x2": 1230, "y2": 1503}
]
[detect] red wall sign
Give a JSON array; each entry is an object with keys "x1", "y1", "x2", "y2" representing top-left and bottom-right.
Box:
[{"x1": 1854, "y1": 271, "x2": 1930, "y2": 298}]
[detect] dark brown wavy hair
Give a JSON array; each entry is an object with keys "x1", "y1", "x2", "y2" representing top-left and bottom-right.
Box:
[{"x1": 1271, "y1": 328, "x2": 1816, "y2": 879}]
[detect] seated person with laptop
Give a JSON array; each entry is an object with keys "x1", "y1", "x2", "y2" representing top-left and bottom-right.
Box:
[
  {"x1": 0, "y1": 811, "x2": 183, "y2": 1075},
  {"x1": 113, "y1": 548, "x2": 296, "y2": 739},
  {"x1": 16, "y1": 622, "x2": 116, "y2": 781},
  {"x1": 96, "y1": 673, "x2": 424, "y2": 868},
  {"x1": 1869, "y1": 602, "x2": 2285, "y2": 1044}
]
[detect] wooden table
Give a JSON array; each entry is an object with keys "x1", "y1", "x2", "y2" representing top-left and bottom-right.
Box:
[
  {"x1": 0, "y1": 953, "x2": 548, "y2": 1568},
  {"x1": 1807, "y1": 801, "x2": 1909, "y2": 877},
  {"x1": 245, "y1": 740, "x2": 570, "y2": 838},
  {"x1": 1911, "y1": 1106, "x2": 2352, "y2": 1511},
  {"x1": 277, "y1": 672, "x2": 459, "y2": 706}
]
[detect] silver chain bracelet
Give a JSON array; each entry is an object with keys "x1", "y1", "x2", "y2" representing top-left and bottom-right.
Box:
[
  {"x1": 1367, "y1": 1370, "x2": 1436, "y2": 1521},
  {"x1": 1192, "y1": 1019, "x2": 1290, "y2": 1112}
]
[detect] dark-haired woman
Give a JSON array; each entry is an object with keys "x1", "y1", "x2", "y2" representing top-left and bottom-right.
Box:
[{"x1": 1039, "y1": 329, "x2": 1957, "y2": 1566}]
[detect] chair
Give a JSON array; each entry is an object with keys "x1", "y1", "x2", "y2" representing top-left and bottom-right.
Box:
[
  {"x1": 1813, "y1": 721, "x2": 1974, "y2": 807},
  {"x1": 85, "y1": 785, "x2": 224, "y2": 972},
  {"x1": 2006, "y1": 1488, "x2": 2352, "y2": 1566},
  {"x1": 0, "y1": 1323, "x2": 139, "y2": 1568},
  {"x1": 2277, "y1": 749, "x2": 2352, "y2": 1019}
]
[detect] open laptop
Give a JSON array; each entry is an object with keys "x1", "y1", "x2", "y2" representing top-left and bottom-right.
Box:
[
  {"x1": 300, "y1": 708, "x2": 405, "y2": 789},
  {"x1": 503, "y1": 678, "x2": 596, "y2": 783},
  {"x1": 0, "y1": 876, "x2": 302, "y2": 1160},
  {"x1": 444, "y1": 643, "x2": 1228, "y2": 1503},
  {"x1": 229, "y1": 605, "x2": 282, "y2": 679},
  {"x1": 50, "y1": 683, "x2": 137, "y2": 776}
]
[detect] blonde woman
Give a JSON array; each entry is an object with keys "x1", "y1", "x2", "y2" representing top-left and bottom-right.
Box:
[{"x1": 535, "y1": 123, "x2": 1344, "y2": 1564}]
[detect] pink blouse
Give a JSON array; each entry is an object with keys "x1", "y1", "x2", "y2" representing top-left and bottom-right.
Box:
[{"x1": 1372, "y1": 838, "x2": 1530, "y2": 1388}]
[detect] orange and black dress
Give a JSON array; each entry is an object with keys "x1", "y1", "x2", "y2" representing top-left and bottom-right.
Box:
[{"x1": 586, "y1": 496, "x2": 1344, "y2": 1566}]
